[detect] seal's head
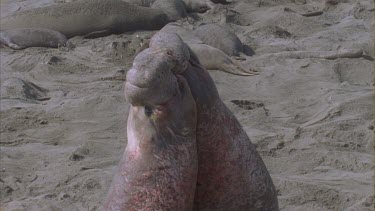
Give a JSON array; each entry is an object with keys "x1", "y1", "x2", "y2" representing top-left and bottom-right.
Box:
[
  {"x1": 125, "y1": 48, "x2": 179, "y2": 107},
  {"x1": 125, "y1": 47, "x2": 196, "y2": 139}
]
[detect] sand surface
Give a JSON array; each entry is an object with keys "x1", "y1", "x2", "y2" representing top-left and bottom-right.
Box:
[{"x1": 0, "y1": 0, "x2": 374, "y2": 210}]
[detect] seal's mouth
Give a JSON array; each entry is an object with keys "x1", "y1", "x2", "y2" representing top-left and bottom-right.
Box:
[{"x1": 124, "y1": 72, "x2": 179, "y2": 107}]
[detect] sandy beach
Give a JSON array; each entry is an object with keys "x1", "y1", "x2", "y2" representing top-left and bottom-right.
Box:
[{"x1": 0, "y1": 0, "x2": 374, "y2": 210}]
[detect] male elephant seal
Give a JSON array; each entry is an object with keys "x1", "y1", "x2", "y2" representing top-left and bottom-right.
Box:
[
  {"x1": 194, "y1": 23, "x2": 252, "y2": 57},
  {"x1": 1, "y1": 0, "x2": 170, "y2": 49},
  {"x1": 104, "y1": 49, "x2": 198, "y2": 210},
  {"x1": 124, "y1": 31, "x2": 279, "y2": 210}
]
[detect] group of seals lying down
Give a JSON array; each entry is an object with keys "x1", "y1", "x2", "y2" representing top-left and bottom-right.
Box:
[
  {"x1": 0, "y1": 0, "x2": 217, "y2": 50},
  {"x1": 158, "y1": 22, "x2": 258, "y2": 76},
  {"x1": 103, "y1": 31, "x2": 279, "y2": 210},
  {"x1": 0, "y1": 0, "x2": 172, "y2": 49}
]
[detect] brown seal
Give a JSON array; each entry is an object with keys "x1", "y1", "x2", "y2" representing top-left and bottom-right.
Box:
[
  {"x1": 103, "y1": 47, "x2": 198, "y2": 211},
  {"x1": 146, "y1": 31, "x2": 279, "y2": 210}
]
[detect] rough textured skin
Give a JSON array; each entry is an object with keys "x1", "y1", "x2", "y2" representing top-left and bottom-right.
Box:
[
  {"x1": 124, "y1": 49, "x2": 180, "y2": 107},
  {"x1": 193, "y1": 23, "x2": 245, "y2": 56},
  {"x1": 151, "y1": 0, "x2": 187, "y2": 21},
  {"x1": 182, "y1": 49, "x2": 279, "y2": 211},
  {"x1": 0, "y1": 28, "x2": 68, "y2": 49},
  {"x1": 104, "y1": 48, "x2": 198, "y2": 211},
  {"x1": 123, "y1": 30, "x2": 279, "y2": 210},
  {"x1": 1, "y1": 0, "x2": 171, "y2": 38},
  {"x1": 149, "y1": 32, "x2": 191, "y2": 74}
]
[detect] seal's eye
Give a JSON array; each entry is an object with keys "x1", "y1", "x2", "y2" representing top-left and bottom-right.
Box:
[{"x1": 144, "y1": 106, "x2": 153, "y2": 117}]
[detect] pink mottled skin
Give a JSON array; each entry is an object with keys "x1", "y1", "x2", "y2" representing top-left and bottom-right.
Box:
[
  {"x1": 182, "y1": 50, "x2": 279, "y2": 211},
  {"x1": 104, "y1": 31, "x2": 278, "y2": 211},
  {"x1": 103, "y1": 60, "x2": 198, "y2": 210}
]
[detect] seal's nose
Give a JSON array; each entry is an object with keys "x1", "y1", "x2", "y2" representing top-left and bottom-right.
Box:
[{"x1": 124, "y1": 49, "x2": 178, "y2": 106}]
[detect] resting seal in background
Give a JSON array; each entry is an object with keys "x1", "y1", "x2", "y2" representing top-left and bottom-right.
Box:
[
  {"x1": 0, "y1": 28, "x2": 70, "y2": 49},
  {"x1": 0, "y1": 0, "x2": 170, "y2": 49},
  {"x1": 151, "y1": 0, "x2": 188, "y2": 21},
  {"x1": 104, "y1": 48, "x2": 198, "y2": 210},
  {"x1": 158, "y1": 23, "x2": 258, "y2": 76},
  {"x1": 194, "y1": 23, "x2": 253, "y2": 57},
  {"x1": 121, "y1": 31, "x2": 279, "y2": 210}
]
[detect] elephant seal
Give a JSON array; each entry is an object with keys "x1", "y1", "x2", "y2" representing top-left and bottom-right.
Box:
[
  {"x1": 151, "y1": 0, "x2": 187, "y2": 21},
  {"x1": 0, "y1": 28, "x2": 71, "y2": 49},
  {"x1": 1, "y1": 0, "x2": 170, "y2": 48},
  {"x1": 182, "y1": 0, "x2": 212, "y2": 13},
  {"x1": 158, "y1": 23, "x2": 258, "y2": 76},
  {"x1": 104, "y1": 49, "x2": 198, "y2": 210},
  {"x1": 126, "y1": 31, "x2": 279, "y2": 210},
  {"x1": 193, "y1": 23, "x2": 252, "y2": 57},
  {"x1": 188, "y1": 43, "x2": 258, "y2": 76}
]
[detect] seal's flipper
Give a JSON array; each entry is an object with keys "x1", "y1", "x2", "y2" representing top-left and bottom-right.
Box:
[
  {"x1": 233, "y1": 60, "x2": 259, "y2": 75},
  {"x1": 219, "y1": 63, "x2": 257, "y2": 76},
  {"x1": 83, "y1": 29, "x2": 113, "y2": 39}
]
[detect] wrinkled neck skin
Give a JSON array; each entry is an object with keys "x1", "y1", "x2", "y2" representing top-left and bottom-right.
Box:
[
  {"x1": 104, "y1": 54, "x2": 198, "y2": 210},
  {"x1": 181, "y1": 49, "x2": 220, "y2": 108},
  {"x1": 183, "y1": 50, "x2": 279, "y2": 210}
]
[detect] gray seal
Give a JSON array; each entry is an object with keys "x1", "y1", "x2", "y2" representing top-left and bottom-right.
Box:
[
  {"x1": 1, "y1": 0, "x2": 171, "y2": 49},
  {"x1": 151, "y1": 0, "x2": 188, "y2": 21},
  {"x1": 193, "y1": 23, "x2": 252, "y2": 57},
  {"x1": 0, "y1": 28, "x2": 69, "y2": 49}
]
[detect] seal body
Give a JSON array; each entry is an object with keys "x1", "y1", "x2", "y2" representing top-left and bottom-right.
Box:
[
  {"x1": 0, "y1": 28, "x2": 68, "y2": 49},
  {"x1": 181, "y1": 0, "x2": 211, "y2": 13},
  {"x1": 193, "y1": 23, "x2": 245, "y2": 56},
  {"x1": 130, "y1": 30, "x2": 278, "y2": 210},
  {"x1": 157, "y1": 25, "x2": 257, "y2": 76},
  {"x1": 1, "y1": 0, "x2": 170, "y2": 38},
  {"x1": 182, "y1": 53, "x2": 279, "y2": 211},
  {"x1": 104, "y1": 48, "x2": 198, "y2": 211},
  {"x1": 151, "y1": 0, "x2": 187, "y2": 21},
  {"x1": 188, "y1": 43, "x2": 257, "y2": 76}
]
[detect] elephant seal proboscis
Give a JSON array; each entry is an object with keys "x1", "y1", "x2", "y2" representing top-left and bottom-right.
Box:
[
  {"x1": 1, "y1": 0, "x2": 171, "y2": 49},
  {"x1": 104, "y1": 48, "x2": 198, "y2": 210},
  {"x1": 119, "y1": 31, "x2": 279, "y2": 210}
]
